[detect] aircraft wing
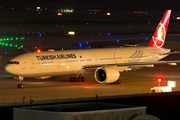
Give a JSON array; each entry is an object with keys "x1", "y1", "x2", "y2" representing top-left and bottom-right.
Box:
[{"x1": 82, "y1": 60, "x2": 180, "y2": 68}]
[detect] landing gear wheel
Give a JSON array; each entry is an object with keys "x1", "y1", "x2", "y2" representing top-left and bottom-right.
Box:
[
  {"x1": 117, "y1": 79, "x2": 121, "y2": 84},
  {"x1": 78, "y1": 77, "x2": 81, "y2": 82},
  {"x1": 17, "y1": 84, "x2": 23, "y2": 88},
  {"x1": 20, "y1": 84, "x2": 24, "y2": 88},
  {"x1": 81, "y1": 77, "x2": 85, "y2": 82},
  {"x1": 17, "y1": 84, "x2": 20, "y2": 88},
  {"x1": 70, "y1": 75, "x2": 85, "y2": 82},
  {"x1": 74, "y1": 77, "x2": 78, "y2": 82},
  {"x1": 70, "y1": 77, "x2": 74, "y2": 82}
]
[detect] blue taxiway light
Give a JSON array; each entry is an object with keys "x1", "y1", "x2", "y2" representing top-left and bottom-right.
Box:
[{"x1": 79, "y1": 43, "x2": 82, "y2": 47}]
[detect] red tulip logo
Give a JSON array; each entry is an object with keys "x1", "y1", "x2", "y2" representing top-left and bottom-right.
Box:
[{"x1": 153, "y1": 23, "x2": 166, "y2": 48}]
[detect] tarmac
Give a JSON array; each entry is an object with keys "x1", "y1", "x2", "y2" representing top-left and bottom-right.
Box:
[{"x1": 0, "y1": 34, "x2": 180, "y2": 104}]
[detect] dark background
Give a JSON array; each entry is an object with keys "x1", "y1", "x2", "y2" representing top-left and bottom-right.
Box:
[{"x1": 0, "y1": 0, "x2": 180, "y2": 11}]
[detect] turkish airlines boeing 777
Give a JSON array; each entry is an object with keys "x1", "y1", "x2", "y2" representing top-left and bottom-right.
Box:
[{"x1": 5, "y1": 10, "x2": 180, "y2": 88}]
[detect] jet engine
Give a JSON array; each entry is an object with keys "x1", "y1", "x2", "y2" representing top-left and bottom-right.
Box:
[{"x1": 94, "y1": 67, "x2": 120, "y2": 84}]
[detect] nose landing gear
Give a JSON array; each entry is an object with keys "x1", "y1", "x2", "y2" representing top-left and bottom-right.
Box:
[{"x1": 15, "y1": 76, "x2": 24, "y2": 88}]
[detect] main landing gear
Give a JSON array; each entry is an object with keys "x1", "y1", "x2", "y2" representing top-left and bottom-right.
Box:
[
  {"x1": 110, "y1": 79, "x2": 121, "y2": 85},
  {"x1": 15, "y1": 76, "x2": 24, "y2": 88},
  {"x1": 70, "y1": 75, "x2": 85, "y2": 82}
]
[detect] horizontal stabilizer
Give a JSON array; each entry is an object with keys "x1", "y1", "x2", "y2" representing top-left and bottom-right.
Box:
[{"x1": 160, "y1": 51, "x2": 180, "y2": 55}]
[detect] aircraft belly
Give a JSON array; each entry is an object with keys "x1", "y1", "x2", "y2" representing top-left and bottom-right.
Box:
[{"x1": 17, "y1": 70, "x2": 77, "y2": 77}]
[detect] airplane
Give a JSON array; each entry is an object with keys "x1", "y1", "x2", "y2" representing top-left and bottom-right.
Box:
[{"x1": 4, "y1": 10, "x2": 180, "y2": 88}]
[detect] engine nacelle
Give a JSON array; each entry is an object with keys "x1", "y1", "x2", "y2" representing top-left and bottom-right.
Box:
[{"x1": 94, "y1": 67, "x2": 120, "y2": 84}]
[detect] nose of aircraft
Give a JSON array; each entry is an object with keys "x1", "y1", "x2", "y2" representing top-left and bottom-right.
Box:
[
  {"x1": 4, "y1": 64, "x2": 18, "y2": 74},
  {"x1": 4, "y1": 64, "x2": 11, "y2": 73}
]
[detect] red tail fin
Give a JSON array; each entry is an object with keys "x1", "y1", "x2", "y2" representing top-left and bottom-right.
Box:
[{"x1": 148, "y1": 10, "x2": 171, "y2": 48}]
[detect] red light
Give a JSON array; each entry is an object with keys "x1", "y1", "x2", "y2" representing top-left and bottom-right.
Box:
[
  {"x1": 156, "y1": 77, "x2": 163, "y2": 83},
  {"x1": 37, "y1": 49, "x2": 41, "y2": 53},
  {"x1": 158, "y1": 78, "x2": 162, "y2": 83},
  {"x1": 57, "y1": 13, "x2": 62, "y2": 16}
]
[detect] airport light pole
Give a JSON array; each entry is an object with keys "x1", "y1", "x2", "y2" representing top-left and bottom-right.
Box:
[{"x1": 22, "y1": 97, "x2": 25, "y2": 107}]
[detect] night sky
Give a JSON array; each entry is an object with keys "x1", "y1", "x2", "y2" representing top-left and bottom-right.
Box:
[{"x1": 0, "y1": 0, "x2": 180, "y2": 11}]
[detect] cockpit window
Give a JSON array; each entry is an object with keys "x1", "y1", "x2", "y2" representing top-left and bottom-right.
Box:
[{"x1": 7, "y1": 61, "x2": 19, "y2": 64}]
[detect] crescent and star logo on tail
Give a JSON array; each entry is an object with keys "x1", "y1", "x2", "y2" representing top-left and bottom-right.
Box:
[{"x1": 148, "y1": 10, "x2": 171, "y2": 48}]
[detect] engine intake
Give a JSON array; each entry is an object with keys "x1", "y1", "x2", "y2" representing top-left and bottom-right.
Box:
[{"x1": 94, "y1": 67, "x2": 120, "y2": 83}]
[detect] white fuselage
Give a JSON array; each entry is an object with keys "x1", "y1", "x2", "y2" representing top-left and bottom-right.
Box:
[{"x1": 5, "y1": 46, "x2": 170, "y2": 78}]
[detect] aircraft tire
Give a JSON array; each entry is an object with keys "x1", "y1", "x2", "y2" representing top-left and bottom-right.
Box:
[
  {"x1": 117, "y1": 79, "x2": 121, "y2": 84},
  {"x1": 81, "y1": 77, "x2": 85, "y2": 82},
  {"x1": 70, "y1": 77, "x2": 74, "y2": 82},
  {"x1": 74, "y1": 77, "x2": 78, "y2": 82},
  {"x1": 17, "y1": 84, "x2": 23, "y2": 88},
  {"x1": 20, "y1": 84, "x2": 24, "y2": 88},
  {"x1": 78, "y1": 77, "x2": 81, "y2": 82}
]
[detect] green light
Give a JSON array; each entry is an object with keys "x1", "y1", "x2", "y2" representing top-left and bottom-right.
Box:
[
  {"x1": 3, "y1": 38, "x2": 6, "y2": 41},
  {"x1": 5, "y1": 43, "x2": 8, "y2": 46},
  {"x1": 35, "y1": 47, "x2": 37, "y2": 49},
  {"x1": 2, "y1": 43, "x2": 4, "y2": 45},
  {"x1": 14, "y1": 45, "x2": 17, "y2": 47},
  {"x1": 0, "y1": 39, "x2": 2, "y2": 41},
  {"x1": 21, "y1": 45, "x2": 23, "y2": 48},
  {"x1": 0, "y1": 42, "x2": 1, "y2": 44},
  {"x1": 10, "y1": 38, "x2": 13, "y2": 40},
  {"x1": 10, "y1": 44, "x2": 12, "y2": 47},
  {"x1": 21, "y1": 37, "x2": 23, "y2": 40},
  {"x1": 16, "y1": 38, "x2": 18, "y2": 40},
  {"x1": 7, "y1": 38, "x2": 9, "y2": 40}
]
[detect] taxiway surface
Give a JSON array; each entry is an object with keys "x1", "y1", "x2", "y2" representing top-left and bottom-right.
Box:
[{"x1": 0, "y1": 35, "x2": 180, "y2": 104}]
